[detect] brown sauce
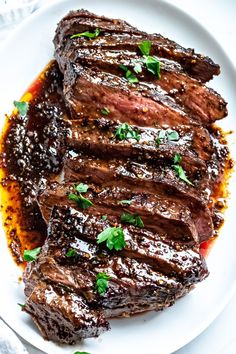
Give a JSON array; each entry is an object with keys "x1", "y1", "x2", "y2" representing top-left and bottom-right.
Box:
[{"x1": 0, "y1": 60, "x2": 233, "y2": 266}]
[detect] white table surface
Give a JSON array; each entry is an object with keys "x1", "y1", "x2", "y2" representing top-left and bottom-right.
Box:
[{"x1": 1, "y1": 0, "x2": 236, "y2": 353}]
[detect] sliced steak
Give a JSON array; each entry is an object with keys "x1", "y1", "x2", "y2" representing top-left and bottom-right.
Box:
[
  {"x1": 54, "y1": 9, "x2": 220, "y2": 82},
  {"x1": 23, "y1": 205, "x2": 208, "y2": 343},
  {"x1": 23, "y1": 281, "x2": 109, "y2": 344},
  {"x1": 44, "y1": 206, "x2": 209, "y2": 284},
  {"x1": 60, "y1": 46, "x2": 227, "y2": 123},
  {"x1": 38, "y1": 182, "x2": 199, "y2": 245},
  {"x1": 64, "y1": 64, "x2": 203, "y2": 129},
  {"x1": 63, "y1": 153, "x2": 213, "y2": 243},
  {"x1": 67, "y1": 118, "x2": 213, "y2": 171}
]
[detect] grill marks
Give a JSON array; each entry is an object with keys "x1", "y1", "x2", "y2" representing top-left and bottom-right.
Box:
[{"x1": 22, "y1": 9, "x2": 229, "y2": 344}]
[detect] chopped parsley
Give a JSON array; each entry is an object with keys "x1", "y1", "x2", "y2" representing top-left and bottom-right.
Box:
[
  {"x1": 95, "y1": 272, "x2": 111, "y2": 295},
  {"x1": 138, "y1": 40, "x2": 152, "y2": 56},
  {"x1": 75, "y1": 183, "x2": 89, "y2": 193},
  {"x1": 101, "y1": 107, "x2": 110, "y2": 115},
  {"x1": 119, "y1": 64, "x2": 139, "y2": 83},
  {"x1": 115, "y1": 123, "x2": 140, "y2": 142},
  {"x1": 156, "y1": 129, "x2": 180, "y2": 146},
  {"x1": 23, "y1": 247, "x2": 41, "y2": 262},
  {"x1": 17, "y1": 303, "x2": 25, "y2": 309},
  {"x1": 118, "y1": 200, "x2": 133, "y2": 205},
  {"x1": 68, "y1": 193, "x2": 93, "y2": 209},
  {"x1": 70, "y1": 28, "x2": 100, "y2": 39},
  {"x1": 133, "y1": 62, "x2": 142, "y2": 74},
  {"x1": 138, "y1": 40, "x2": 161, "y2": 79},
  {"x1": 13, "y1": 100, "x2": 29, "y2": 117},
  {"x1": 101, "y1": 215, "x2": 107, "y2": 221},
  {"x1": 173, "y1": 153, "x2": 181, "y2": 164},
  {"x1": 68, "y1": 183, "x2": 93, "y2": 209},
  {"x1": 66, "y1": 249, "x2": 77, "y2": 257},
  {"x1": 172, "y1": 154, "x2": 194, "y2": 186},
  {"x1": 121, "y1": 213, "x2": 144, "y2": 228},
  {"x1": 97, "y1": 227, "x2": 126, "y2": 251}
]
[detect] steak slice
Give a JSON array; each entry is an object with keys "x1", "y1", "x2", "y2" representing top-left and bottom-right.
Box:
[
  {"x1": 60, "y1": 46, "x2": 227, "y2": 124},
  {"x1": 23, "y1": 206, "x2": 208, "y2": 343},
  {"x1": 43, "y1": 206, "x2": 209, "y2": 284},
  {"x1": 67, "y1": 118, "x2": 213, "y2": 170},
  {"x1": 64, "y1": 64, "x2": 202, "y2": 129},
  {"x1": 23, "y1": 281, "x2": 109, "y2": 344},
  {"x1": 63, "y1": 153, "x2": 213, "y2": 243},
  {"x1": 38, "y1": 182, "x2": 199, "y2": 245},
  {"x1": 54, "y1": 9, "x2": 220, "y2": 82}
]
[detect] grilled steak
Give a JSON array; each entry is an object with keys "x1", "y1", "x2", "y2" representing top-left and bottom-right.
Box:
[
  {"x1": 23, "y1": 206, "x2": 208, "y2": 343},
  {"x1": 54, "y1": 9, "x2": 220, "y2": 83},
  {"x1": 20, "y1": 9, "x2": 230, "y2": 345}
]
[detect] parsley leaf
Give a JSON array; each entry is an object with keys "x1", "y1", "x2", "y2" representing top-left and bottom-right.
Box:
[
  {"x1": 139, "y1": 40, "x2": 152, "y2": 56},
  {"x1": 66, "y1": 249, "x2": 77, "y2": 257},
  {"x1": 144, "y1": 56, "x2": 161, "y2": 79},
  {"x1": 118, "y1": 200, "x2": 133, "y2": 205},
  {"x1": 119, "y1": 64, "x2": 139, "y2": 83},
  {"x1": 101, "y1": 215, "x2": 107, "y2": 221},
  {"x1": 23, "y1": 247, "x2": 41, "y2": 262},
  {"x1": 17, "y1": 303, "x2": 25, "y2": 309},
  {"x1": 68, "y1": 193, "x2": 93, "y2": 209},
  {"x1": 101, "y1": 107, "x2": 110, "y2": 115},
  {"x1": 172, "y1": 154, "x2": 194, "y2": 186},
  {"x1": 156, "y1": 130, "x2": 180, "y2": 146},
  {"x1": 173, "y1": 165, "x2": 194, "y2": 186},
  {"x1": 75, "y1": 183, "x2": 89, "y2": 193},
  {"x1": 97, "y1": 227, "x2": 126, "y2": 251},
  {"x1": 115, "y1": 123, "x2": 140, "y2": 142},
  {"x1": 138, "y1": 40, "x2": 161, "y2": 79},
  {"x1": 13, "y1": 101, "x2": 29, "y2": 117},
  {"x1": 167, "y1": 130, "x2": 179, "y2": 141},
  {"x1": 173, "y1": 153, "x2": 182, "y2": 164},
  {"x1": 133, "y1": 62, "x2": 142, "y2": 74},
  {"x1": 121, "y1": 213, "x2": 144, "y2": 228},
  {"x1": 96, "y1": 272, "x2": 111, "y2": 295},
  {"x1": 70, "y1": 28, "x2": 100, "y2": 39}
]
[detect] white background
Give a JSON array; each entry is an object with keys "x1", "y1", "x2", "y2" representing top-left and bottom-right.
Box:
[{"x1": 1, "y1": 0, "x2": 236, "y2": 353}]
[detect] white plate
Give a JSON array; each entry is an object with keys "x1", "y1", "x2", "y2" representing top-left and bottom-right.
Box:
[{"x1": 0, "y1": 0, "x2": 236, "y2": 353}]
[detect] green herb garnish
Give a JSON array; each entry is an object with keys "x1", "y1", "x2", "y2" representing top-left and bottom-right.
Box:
[
  {"x1": 101, "y1": 107, "x2": 110, "y2": 115},
  {"x1": 68, "y1": 193, "x2": 93, "y2": 209},
  {"x1": 13, "y1": 100, "x2": 29, "y2": 117},
  {"x1": 144, "y1": 56, "x2": 161, "y2": 78},
  {"x1": 95, "y1": 272, "x2": 111, "y2": 295},
  {"x1": 101, "y1": 215, "x2": 107, "y2": 221},
  {"x1": 133, "y1": 62, "x2": 142, "y2": 74},
  {"x1": 138, "y1": 40, "x2": 161, "y2": 79},
  {"x1": 120, "y1": 64, "x2": 139, "y2": 83},
  {"x1": 118, "y1": 200, "x2": 133, "y2": 205},
  {"x1": 68, "y1": 183, "x2": 93, "y2": 209},
  {"x1": 121, "y1": 213, "x2": 144, "y2": 228},
  {"x1": 97, "y1": 227, "x2": 126, "y2": 251},
  {"x1": 23, "y1": 247, "x2": 41, "y2": 262},
  {"x1": 115, "y1": 123, "x2": 140, "y2": 142},
  {"x1": 70, "y1": 28, "x2": 100, "y2": 39},
  {"x1": 172, "y1": 154, "x2": 193, "y2": 186},
  {"x1": 173, "y1": 153, "x2": 182, "y2": 164},
  {"x1": 66, "y1": 249, "x2": 77, "y2": 257},
  {"x1": 18, "y1": 303, "x2": 25, "y2": 309},
  {"x1": 74, "y1": 352, "x2": 91, "y2": 354},
  {"x1": 156, "y1": 129, "x2": 180, "y2": 146},
  {"x1": 138, "y1": 40, "x2": 152, "y2": 56},
  {"x1": 75, "y1": 183, "x2": 89, "y2": 193}
]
